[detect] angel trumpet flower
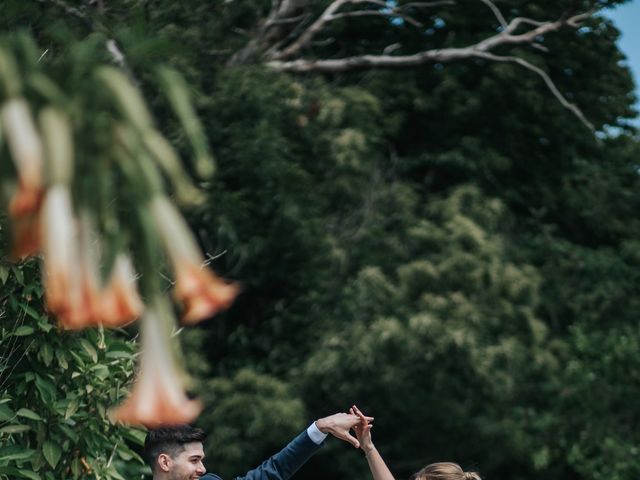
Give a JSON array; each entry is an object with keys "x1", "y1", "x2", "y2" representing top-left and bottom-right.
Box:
[
  {"x1": 40, "y1": 185, "x2": 79, "y2": 320},
  {"x1": 150, "y1": 195, "x2": 238, "y2": 324},
  {"x1": 40, "y1": 197, "x2": 97, "y2": 330},
  {"x1": 1, "y1": 98, "x2": 45, "y2": 218},
  {"x1": 1, "y1": 98, "x2": 45, "y2": 258},
  {"x1": 110, "y1": 304, "x2": 201, "y2": 427},
  {"x1": 56, "y1": 214, "x2": 112, "y2": 330},
  {"x1": 10, "y1": 212, "x2": 41, "y2": 259},
  {"x1": 100, "y1": 254, "x2": 143, "y2": 327},
  {"x1": 43, "y1": 206, "x2": 143, "y2": 329}
]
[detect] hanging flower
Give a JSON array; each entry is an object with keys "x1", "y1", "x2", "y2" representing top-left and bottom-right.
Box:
[
  {"x1": 39, "y1": 193, "x2": 93, "y2": 330},
  {"x1": 100, "y1": 253, "x2": 143, "y2": 327},
  {"x1": 149, "y1": 195, "x2": 238, "y2": 324},
  {"x1": 57, "y1": 213, "x2": 116, "y2": 330},
  {"x1": 1, "y1": 98, "x2": 45, "y2": 218},
  {"x1": 1, "y1": 98, "x2": 45, "y2": 258},
  {"x1": 110, "y1": 303, "x2": 201, "y2": 427},
  {"x1": 174, "y1": 261, "x2": 238, "y2": 325},
  {"x1": 10, "y1": 211, "x2": 41, "y2": 259},
  {"x1": 40, "y1": 185, "x2": 79, "y2": 319},
  {"x1": 43, "y1": 207, "x2": 143, "y2": 329}
]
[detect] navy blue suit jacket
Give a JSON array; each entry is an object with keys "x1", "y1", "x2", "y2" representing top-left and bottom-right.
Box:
[{"x1": 201, "y1": 429, "x2": 323, "y2": 480}]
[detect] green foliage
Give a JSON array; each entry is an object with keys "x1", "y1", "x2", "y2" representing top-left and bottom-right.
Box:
[
  {"x1": 0, "y1": 259, "x2": 147, "y2": 479},
  {"x1": 1, "y1": 2, "x2": 639, "y2": 480},
  {"x1": 296, "y1": 186, "x2": 555, "y2": 479},
  {"x1": 196, "y1": 369, "x2": 306, "y2": 479}
]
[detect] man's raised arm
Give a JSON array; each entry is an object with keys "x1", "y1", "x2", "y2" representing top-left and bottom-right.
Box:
[{"x1": 202, "y1": 411, "x2": 373, "y2": 480}]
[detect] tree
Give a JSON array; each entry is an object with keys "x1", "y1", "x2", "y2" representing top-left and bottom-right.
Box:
[{"x1": 1, "y1": 1, "x2": 639, "y2": 480}]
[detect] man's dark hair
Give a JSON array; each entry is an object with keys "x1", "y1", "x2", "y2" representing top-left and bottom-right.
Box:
[{"x1": 144, "y1": 425, "x2": 206, "y2": 471}]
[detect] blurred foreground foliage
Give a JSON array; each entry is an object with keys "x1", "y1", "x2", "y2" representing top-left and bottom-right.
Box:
[{"x1": 0, "y1": 253, "x2": 147, "y2": 479}]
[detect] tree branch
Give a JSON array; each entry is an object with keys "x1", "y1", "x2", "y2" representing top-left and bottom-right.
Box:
[
  {"x1": 328, "y1": 10, "x2": 424, "y2": 28},
  {"x1": 36, "y1": 0, "x2": 138, "y2": 82},
  {"x1": 272, "y1": 0, "x2": 452, "y2": 61},
  {"x1": 267, "y1": 10, "x2": 596, "y2": 133},
  {"x1": 473, "y1": 52, "x2": 596, "y2": 134},
  {"x1": 271, "y1": 0, "x2": 351, "y2": 60},
  {"x1": 478, "y1": 0, "x2": 508, "y2": 30},
  {"x1": 228, "y1": 0, "x2": 313, "y2": 65}
]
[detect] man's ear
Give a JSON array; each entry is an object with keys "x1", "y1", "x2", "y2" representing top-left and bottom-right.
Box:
[{"x1": 158, "y1": 453, "x2": 172, "y2": 472}]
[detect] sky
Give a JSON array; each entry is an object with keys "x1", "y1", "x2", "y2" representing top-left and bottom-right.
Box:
[{"x1": 607, "y1": 1, "x2": 640, "y2": 123}]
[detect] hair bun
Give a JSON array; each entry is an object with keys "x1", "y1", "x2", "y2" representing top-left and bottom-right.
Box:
[{"x1": 463, "y1": 472, "x2": 481, "y2": 480}]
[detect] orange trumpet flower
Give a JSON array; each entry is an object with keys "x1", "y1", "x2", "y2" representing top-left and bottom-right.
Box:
[
  {"x1": 150, "y1": 195, "x2": 238, "y2": 324},
  {"x1": 110, "y1": 304, "x2": 201, "y2": 427},
  {"x1": 1, "y1": 98, "x2": 45, "y2": 258},
  {"x1": 1, "y1": 98, "x2": 45, "y2": 218},
  {"x1": 40, "y1": 185, "x2": 78, "y2": 318},
  {"x1": 10, "y1": 211, "x2": 41, "y2": 259},
  {"x1": 100, "y1": 254, "x2": 143, "y2": 328}
]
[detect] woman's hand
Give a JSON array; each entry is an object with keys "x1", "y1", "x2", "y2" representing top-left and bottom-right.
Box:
[{"x1": 350, "y1": 405, "x2": 374, "y2": 454}]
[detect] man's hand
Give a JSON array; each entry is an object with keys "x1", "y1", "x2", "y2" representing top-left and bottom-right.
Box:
[{"x1": 315, "y1": 411, "x2": 373, "y2": 448}]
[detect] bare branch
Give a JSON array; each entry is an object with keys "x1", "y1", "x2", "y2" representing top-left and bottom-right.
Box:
[
  {"x1": 473, "y1": 52, "x2": 596, "y2": 134},
  {"x1": 478, "y1": 0, "x2": 508, "y2": 30},
  {"x1": 476, "y1": 12, "x2": 589, "y2": 51},
  {"x1": 272, "y1": 0, "x2": 351, "y2": 60},
  {"x1": 268, "y1": 10, "x2": 597, "y2": 133},
  {"x1": 383, "y1": 43, "x2": 402, "y2": 54},
  {"x1": 272, "y1": 0, "x2": 453, "y2": 60},
  {"x1": 401, "y1": 1, "x2": 455, "y2": 7},
  {"x1": 508, "y1": 17, "x2": 546, "y2": 32},
  {"x1": 269, "y1": 12, "x2": 592, "y2": 70},
  {"x1": 268, "y1": 48, "x2": 474, "y2": 71},
  {"x1": 228, "y1": 0, "x2": 311, "y2": 65},
  {"x1": 265, "y1": 13, "x2": 307, "y2": 27},
  {"x1": 329, "y1": 10, "x2": 424, "y2": 28}
]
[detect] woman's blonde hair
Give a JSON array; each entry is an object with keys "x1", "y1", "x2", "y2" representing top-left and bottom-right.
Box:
[{"x1": 411, "y1": 462, "x2": 481, "y2": 480}]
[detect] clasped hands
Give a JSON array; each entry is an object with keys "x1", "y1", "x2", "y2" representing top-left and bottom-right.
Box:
[{"x1": 315, "y1": 405, "x2": 374, "y2": 452}]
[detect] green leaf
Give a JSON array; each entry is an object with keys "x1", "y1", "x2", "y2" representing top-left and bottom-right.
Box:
[
  {"x1": 70, "y1": 457, "x2": 81, "y2": 477},
  {"x1": 13, "y1": 326, "x2": 34, "y2": 337},
  {"x1": 16, "y1": 408, "x2": 42, "y2": 421},
  {"x1": 0, "y1": 424, "x2": 31, "y2": 434},
  {"x1": 64, "y1": 398, "x2": 80, "y2": 420},
  {"x1": 18, "y1": 303, "x2": 40, "y2": 320},
  {"x1": 0, "y1": 265, "x2": 9, "y2": 284},
  {"x1": 0, "y1": 446, "x2": 35, "y2": 462},
  {"x1": 121, "y1": 428, "x2": 147, "y2": 445},
  {"x1": 10, "y1": 265, "x2": 24, "y2": 285},
  {"x1": 54, "y1": 350, "x2": 68, "y2": 369},
  {"x1": 0, "y1": 403, "x2": 14, "y2": 421},
  {"x1": 105, "y1": 350, "x2": 133, "y2": 360},
  {"x1": 79, "y1": 339, "x2": 98, "y2": 363},
  {"x1": 37, "y1": 319, "x2": 53, "y2": 333},
  {"x1": 42, "y1": 440, "x2": 61, "y2": 469},
  {"x1": 91, "y1": 364, "x2": 109, "y2": 381},
  {"x1": 58, "y1": 423, "x2": 79, "y2": 442},
  {"x1": 17, "y1": 470, "x2": 41, "y2": 480},
  {"x1": 39, "y1": 343, "x2": 53, "y2": 367},
  {"x1": 34, "y1": 375, "x2": 56, "y2": 404}
]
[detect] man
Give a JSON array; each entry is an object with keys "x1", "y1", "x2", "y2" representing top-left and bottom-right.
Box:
[{"x1": 144, "y1": 412, "x2": 372, "y2": 480}]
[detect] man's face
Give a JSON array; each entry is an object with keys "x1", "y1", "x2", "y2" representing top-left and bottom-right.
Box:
[{"x1": 165, "y1": 441, "x2": 206, "y2": 480}]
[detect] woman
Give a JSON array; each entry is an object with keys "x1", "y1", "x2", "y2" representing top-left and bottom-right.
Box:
[{"x1": 350, "y1": 405, "x2": 481, "y2": 480}]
